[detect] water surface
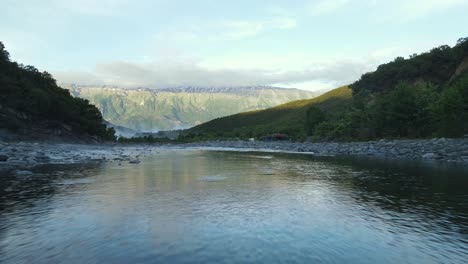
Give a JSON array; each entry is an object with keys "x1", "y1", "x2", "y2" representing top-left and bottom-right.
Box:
[{"x1": 1, "y1": 149, "x2": 467, "y2": 263}]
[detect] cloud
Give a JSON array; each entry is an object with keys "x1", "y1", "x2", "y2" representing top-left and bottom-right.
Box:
[
  {"x1": 309, "y1": 0, "x2": 350, "y2": 15},
  {"x1": 224, "y1": 17, "x2": 296, "y2": 39},
  {"x1": 360, "y1": 0, "x2": 468, "y2": 22},
  {"x1": 54, "y1": 71, "x2": 103, "y2": 86},
  {"x1": 398, "y1": 0, "x2": 468, "y2": 20},
  {"x1": 54, "y1": 55, "x2": 377, "y2": 89},
  {"x1": 148, "y1": 16, "x2": 297, "y2": 44},
  {"x1": 305, "y1": 0, "x2": 468, "y2": 21}
]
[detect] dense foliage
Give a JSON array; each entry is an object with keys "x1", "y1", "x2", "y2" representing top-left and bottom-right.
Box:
[
  {"x1": 307, "y1": 38, "x2": 468, "y2": 141},
  {"x1": 352, "y1": 37, "x2": 468, "y2": 95},
  {"x1": 0, "y1": 42, "x2": 115, "y2": 140}
]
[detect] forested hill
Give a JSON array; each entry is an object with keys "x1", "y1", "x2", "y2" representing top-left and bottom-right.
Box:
[
  {"x1": 0, "y1": 42, "x2": 115, "y2": 141},
  {"x1": 188, "y1": 86, "x2": 352, "y2": 140},
  {"x1": 352, "y1": 37, "x2": 468, "y2": 95},
  {"x1": 187, "y1": 38, "x2": 468, "y2": 141}
]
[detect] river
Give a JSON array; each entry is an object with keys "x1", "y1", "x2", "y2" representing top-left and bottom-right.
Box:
[{"x1": 0, "y1": 149, "x2": 467, "y2": 263}]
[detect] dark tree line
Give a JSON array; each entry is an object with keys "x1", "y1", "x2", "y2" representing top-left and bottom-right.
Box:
[{"x1": 0, "y1": 41, "x2": 115, "y2": 140}]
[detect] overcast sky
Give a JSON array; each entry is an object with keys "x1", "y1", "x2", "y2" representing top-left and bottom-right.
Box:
[{"x1": 1, "y1": 0, "x2": 467, "y2": 90}]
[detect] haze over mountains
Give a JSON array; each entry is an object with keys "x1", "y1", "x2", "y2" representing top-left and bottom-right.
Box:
[{"x1": 64, "y1": 84, "x2": 320, "y2": 134}]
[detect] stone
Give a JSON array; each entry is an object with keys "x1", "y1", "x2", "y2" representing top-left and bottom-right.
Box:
[
  {"x1": 14, "y1": 170, "x2": 33, "y2": 175},
  {"x1": 35, "y1": 155, "x2": 51, "y2": 162},
  {"x1": 0, "y1": 154, "x2": 8, "y2": 161},
  {"x1": 422, "y1": 153, "x2": 440, "y2": 159}
]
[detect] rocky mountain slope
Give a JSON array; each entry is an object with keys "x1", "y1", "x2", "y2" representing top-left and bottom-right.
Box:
[{"x1": 64, "y1": 85, "x2": 320, "y2": 132}]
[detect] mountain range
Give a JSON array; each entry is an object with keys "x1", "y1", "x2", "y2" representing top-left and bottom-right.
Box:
[{"x1": 64, "y1": 85, "x2": 321, "y2": 133}]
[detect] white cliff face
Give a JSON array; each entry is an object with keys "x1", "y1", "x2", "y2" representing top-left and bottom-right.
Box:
[{"x1": 62, "y1": 85, "x2": 320, "y2": 132}]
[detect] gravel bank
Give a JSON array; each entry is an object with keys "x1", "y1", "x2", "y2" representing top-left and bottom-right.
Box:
[
  {"x1": 183, "y1": 138, "x2": 468, "y2": 164},
  {"x1": 1, "y1": 138, "x2": 467, "y2": 174},
  {"x1": 0, "y1": 142, "x2": 157, "y2": 173}
]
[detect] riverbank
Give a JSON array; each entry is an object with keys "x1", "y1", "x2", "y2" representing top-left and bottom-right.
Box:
[
  {"x1": 1, "y1": 138, "x2": 467, "y2": 174},
  {"x1": 0, "y1": 142, "x2": 156, "y2": 174},
  {"x1": 183, "y1": 138, "x2": 468, "y2": 163}
]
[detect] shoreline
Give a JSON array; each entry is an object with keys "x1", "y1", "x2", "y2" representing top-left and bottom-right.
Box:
[
  {"x1": 1, "y1": 138, "x2": 467, "y2": 173},
  {"x1": 0, "y1": 142, "x2": 157, "y2": 174},
  {"x1": 180, "y1": 138, "x2": 468, "y2": 164}
]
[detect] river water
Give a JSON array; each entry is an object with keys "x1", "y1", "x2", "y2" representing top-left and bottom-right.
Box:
[{"x1": 0, "y1": 149, "x2": 467, "y2": 263}]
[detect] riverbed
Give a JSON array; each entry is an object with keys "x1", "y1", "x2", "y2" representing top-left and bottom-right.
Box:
[{"x1": 0, "y1": 148, "x2": 467, "y2": 263}]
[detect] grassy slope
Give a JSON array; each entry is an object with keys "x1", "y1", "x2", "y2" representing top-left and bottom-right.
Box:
[{"x1": 190, "y1": 86, "x2": 352, "y2": 137}]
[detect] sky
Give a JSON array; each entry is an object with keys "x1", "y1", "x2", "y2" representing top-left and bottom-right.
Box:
[{"x1": 1, "y1": 0, "x2": 467, "y2": 91}]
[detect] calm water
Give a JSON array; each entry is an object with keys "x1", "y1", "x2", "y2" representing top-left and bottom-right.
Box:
[{"x1": 0, "y1": 149, "x2": 467, "y2": 264}]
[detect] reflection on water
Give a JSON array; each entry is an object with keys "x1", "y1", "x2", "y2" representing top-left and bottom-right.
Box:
[{"x1": 0, "y1": 150, "x2": 467, "y2": 264}]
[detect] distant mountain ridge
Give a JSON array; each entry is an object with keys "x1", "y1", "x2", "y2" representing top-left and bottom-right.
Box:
[
  {"x1": 65, "y1": 84, "x2": 311, "y2": 94},
  {"x1": 63, "y1": 84, "x2": 320, "y2": 132}
]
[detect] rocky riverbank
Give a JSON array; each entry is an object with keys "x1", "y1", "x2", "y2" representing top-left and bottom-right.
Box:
[
  {"x1": 1, "y1": 138, "x2": 467, "y2": 174},
  {"x1": 183, "y1": 138, "x2": 468, "y2": 164},
  {"x1": 0, "y1": 142, "x2": 157, "y2": 174}
]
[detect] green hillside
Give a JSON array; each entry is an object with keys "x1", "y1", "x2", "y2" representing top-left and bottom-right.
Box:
[
  {"x1": 189, "y1": 86, "x2": 352, "y2": 139},
  {"x1": 187, "y1": 37, "x2": 468, "y2": 141},
  {"x1": 0, "y1": 42, "x2": 115, "y2": 141}
]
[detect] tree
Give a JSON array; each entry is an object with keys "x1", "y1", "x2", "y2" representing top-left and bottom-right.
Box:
[
  {"x1": 457, "y1": 37, "x2": 468, "y2": 46},
  {"x1": 0, "y1": 41, "x2": 10, "y2": 62},
  {"x1": 305, "y1": 106, "x2": 326, "y2": 135},
  {"x1": 0, "y1": 41, "x2": 116, "y2": 141}
]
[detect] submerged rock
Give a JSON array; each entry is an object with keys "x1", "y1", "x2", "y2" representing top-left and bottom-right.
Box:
[
  {"x1": 0, "y1": 154, "x2": 9, "y2": 161},
  {"x1": 35, "y1": 155, "x2": 51, "y2": 162},
  {"x1": 129, "y1": 160, "x2": 141, "y2": 164},
  {"x1": 14, "y1": 170, "x2": 34, "y2": 175},
  {"x1": 200, "y1": 175, "x2": 227, "y2": 182},
  {"x1": 422, "y1": 153, "x2": 440, "y2": 159}
]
